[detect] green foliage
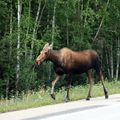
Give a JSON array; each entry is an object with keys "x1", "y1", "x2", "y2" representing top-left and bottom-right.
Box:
[{"x1": 0, "y1": 0, "x2": 119, "y2": 98}]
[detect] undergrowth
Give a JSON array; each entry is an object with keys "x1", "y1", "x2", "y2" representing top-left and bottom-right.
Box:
[{"x1": 0, "y1": 80, "x2": 120, "y2": 113}]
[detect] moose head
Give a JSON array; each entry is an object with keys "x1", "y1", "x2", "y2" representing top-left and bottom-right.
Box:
[{"x1": 35, "y1": 43, "x2": 53, "y2": 65}]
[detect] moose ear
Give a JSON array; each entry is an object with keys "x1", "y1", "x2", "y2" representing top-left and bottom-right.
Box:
[
  {"x1": 49, "y1": 42, "x2": 53, "y2": 49},
  {"x1": 43, "y1": 43, "x2": 49, "y2": 49}
]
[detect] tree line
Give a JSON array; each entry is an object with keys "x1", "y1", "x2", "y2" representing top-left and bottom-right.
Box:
[{"x1": 0, "y1": 0, "x2": 119, "y2": 98}]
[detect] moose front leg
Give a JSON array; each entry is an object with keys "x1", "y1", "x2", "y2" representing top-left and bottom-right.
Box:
[
  {"x1": 86, "y1": 70, "x2": 93, "y2": 100},
  {"x1": 50, "y1": 75, "x2": 61, "y2": 100}
]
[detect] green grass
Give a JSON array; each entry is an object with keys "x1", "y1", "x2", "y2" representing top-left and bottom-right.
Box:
[{"x1": 0, "y1": 80, "x2": 120, "y2": 113}]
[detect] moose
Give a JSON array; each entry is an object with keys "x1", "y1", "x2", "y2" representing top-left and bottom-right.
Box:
[{"x1": 35, "y1": 43, "x2": 108, "y2": 102}]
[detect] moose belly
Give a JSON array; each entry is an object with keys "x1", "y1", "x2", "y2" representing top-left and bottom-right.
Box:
[
  {"x1": 69, "y1": 64, "x2": 93, "y2": 74},
  {"x1": 55, "y1": 67, "x2": 65, "y2": 75},
  {"x1": 54, "y1": 64, "x2": 93, "y2": 75}
]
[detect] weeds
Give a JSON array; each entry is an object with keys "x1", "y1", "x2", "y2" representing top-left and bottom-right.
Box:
[{"x1": 0, "y1": 80, "x2": 120, "y2": 112}]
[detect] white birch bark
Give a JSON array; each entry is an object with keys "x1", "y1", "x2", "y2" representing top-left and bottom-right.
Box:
[
  {"x1": 105, "y1": 49, "x2": 110, "y2": 78},
  {"x1": 48, "y1": 1, "x2": 57, "y2": 82},
  {"x1": 110, "y1": 45, "x2": 114, "y2": 79},
  {"x1": 30, "y1": 0, "x2": 41, "y2": 60},
  {"x1": 93, "y1": 0, "x2": 109, "y2": 41},
  {"x1": 51, "y1": 1, "x2": 57, "y2": 42},
  {"x1": 36, "y1": 2, "x2": 46, "y2": 33},
  {"x1": 116, "y1": 39, "x2": 120, "y2": 80},
  {"x1": 16, "y1": 0, "x2": 21, "y2": 90}
]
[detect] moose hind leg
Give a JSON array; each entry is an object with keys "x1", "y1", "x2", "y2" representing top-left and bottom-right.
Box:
[
  {"x1": 86, "y1": 70, "x2": 93, "y2": 100},
  {"x1": 64, "y1": 74, "x2": 72, "y2": 102},
  {"x1": 100, "y1": 70, "x2": 108, "y2": 99},
  {"x1": 96, "y1": 68, "x2": 108, "y2": 99},
  {"x1": 50, "y1": 75, "x2": 61, "y2": 100}
]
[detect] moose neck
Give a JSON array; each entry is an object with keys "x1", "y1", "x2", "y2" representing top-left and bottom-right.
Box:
[{"x1": 47, "y1": 49, "x2": 60, "y2": 65}]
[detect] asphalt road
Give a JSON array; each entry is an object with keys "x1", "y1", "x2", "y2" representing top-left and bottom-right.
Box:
[
  {"x1": 42, "y1": 103, "x2": 120, "y2": 120},
  {"x1": 0, "y1": 94, "x2": 120, "y2": 120}
]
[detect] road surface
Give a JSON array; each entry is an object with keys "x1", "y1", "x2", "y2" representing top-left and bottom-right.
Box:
[{"x1": 0, "y1": 94, "x2": 120, "y2": 120}]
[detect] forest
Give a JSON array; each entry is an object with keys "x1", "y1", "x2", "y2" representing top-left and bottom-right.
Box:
[{"x1": 0, "y1": 0, "x2": 120, "y2": 98}]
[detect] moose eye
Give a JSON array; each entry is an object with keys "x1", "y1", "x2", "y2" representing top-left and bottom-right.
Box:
[
  {"x1": 44, "y1": 51, "x2": 48, "y2": 55},
  {"x1": 44, "y1": 49, "x2": 49, "y2": 53}
]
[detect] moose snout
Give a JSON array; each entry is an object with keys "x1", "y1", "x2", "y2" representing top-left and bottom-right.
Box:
[{"x1": 35, "y1": 59, "x2": 40, "y2": 65}]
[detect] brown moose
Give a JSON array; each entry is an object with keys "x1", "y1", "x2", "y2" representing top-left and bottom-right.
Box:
[{"x1": 36, "y1": 43, "x2": 108, "y2": 102}]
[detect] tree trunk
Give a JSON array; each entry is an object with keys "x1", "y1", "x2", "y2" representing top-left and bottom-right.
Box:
[
  {"x1": 65, "y1": 2, "x2": 69, "y2": 46},
  {"x1": 16, "y1": 0, "x2": 21, "y2": 90},
  {"x1": 93, "y1": 0, "x2": 109, "y2": 41},
  {"x1": 116, "y1": 39, "x2": 120, "y2": 80},
  {"x1": 80, "y1": 0, "x2": 84, "y2": 42},
  {"x1": 110, "y1": 45, "x2": 114, "y2": 79},
  {"x1": 6, "y1": 0, "x2": 13, "y2": 98},
  {"x1": 48, "y1": 1, "x2": 57, "y2": 82},
  {"x1": 25, "y1": 0, "x2": 31, "y2": 60},
  {"x1": 51, "y1": 1, "x2": 57, "y2": 42},
  {"x1": 30, "y1": 0, "x2": 41, "y2": 60},
  {"x1": 105, "y1": 49, "x2": 110, "y2": 78},
  {"x1": 36, "y1": 2, "x2": 46, "y2": 33},
  {"x1": 9, "y1": 1, "x2": 13, "y2": 58}
]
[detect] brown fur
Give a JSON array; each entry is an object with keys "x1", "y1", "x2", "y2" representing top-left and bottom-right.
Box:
[
  {"x1": 36, "y1": 44, "x2": 108, "y2": 101},
  {"x1": 48, "y1": 48, "x2": 100, "y2": 75}
]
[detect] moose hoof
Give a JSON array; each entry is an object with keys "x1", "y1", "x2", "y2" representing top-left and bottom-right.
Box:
[
  {"x1": 64, "y1": 98, "x2": 70, "y2": 103},
  {"x1": 86, "y1": 98, "x2": 90, "y2": 101},
  {"x1": 105, "y1": 95, "x2": 109, "y2": 99},
  {"x1": 50, "y1": 94, "x2": 56, "y2": 100}
]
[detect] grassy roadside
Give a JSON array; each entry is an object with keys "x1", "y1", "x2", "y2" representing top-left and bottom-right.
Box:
[{"x1": 0, "y1": 80, "x2": 120, "y2": 113}]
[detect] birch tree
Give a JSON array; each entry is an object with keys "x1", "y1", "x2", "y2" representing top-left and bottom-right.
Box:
[
  {"x1": 80, "y1": 0, "x2": 84, "y2": 42},
  {"x1": 16, "y1": 0, "x2": 21, "y2": 90},
  {"x1": 47, "y1": 0, "x2": 57, "y2": 82},
  {"x1": 93, "y1": 0, "x2": 110, "y2": 41},
  {"x1": 6, "y1": 0, "x2": 13, "y2": 98},
  {"x1": 105, "y1": 49, "x2": 110, "y2": 78},
  {"x1": 110, "y1": 46, "x2": 114, "y2": 79},
  {"x1": 51, "y1": 0, "x2": 57, "y2": 42},
  {"x1": 30, "y1": 0, "x2": 41, "y2": 60},
  {"x1": 116, "y1": 39, "x2": 120, "y2": 80}
]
